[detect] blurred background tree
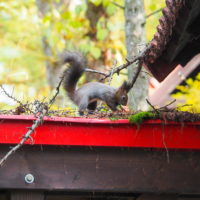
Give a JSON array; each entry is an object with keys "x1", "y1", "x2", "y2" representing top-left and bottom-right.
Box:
[{"x1": 0, "y1": 0, "x2": 170, "y2": 110}]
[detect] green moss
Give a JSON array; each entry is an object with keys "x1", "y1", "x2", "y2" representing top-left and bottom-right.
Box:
[
  {"x1": 109, "y1": 116, "x2": 120, "y2": 121},
  {"x1": 129, "y1": 111, "x2": 158, "y2": 124}
]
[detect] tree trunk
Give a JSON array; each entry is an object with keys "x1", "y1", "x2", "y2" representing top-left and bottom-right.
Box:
[
  {"x1": 41, "y1": 36, "x2": 62, "y2": 90},
  {"x1": 124, "y1": 0, "x2": 149, "y2": 111},
  {"x1": 85, "y1": 1, "x2": 106, "y2": 82},
  {"x1": 36, "y1": 0, "x2": 67, "y2": 90}
]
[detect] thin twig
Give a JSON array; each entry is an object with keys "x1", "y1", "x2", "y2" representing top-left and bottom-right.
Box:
[
  {"x1": 141, "y1": 70, "x2": 152, "y2": 77},
  {"x1": 146, "y1": 99, "x2": 160, "y2": 115},
  {"x1": 108, "y1": 60, "x2": 117, "y2": 86},
  {"x1": 112, "y1": 1, "x2": 124, "y2": 9},
  {"x1": 100, "y1": 45, "x2": 150, "y2": 81},
  {"x1": 176, "y1": 104, "x2": 193, "y2": 110},
  {"x1": 159, "y1": 99, "x2": 176, "y2": 110},
  {"x1": 0, "y1": 85, "x2": 33, "y2": 114},
  {"x1": 0, "y1": 108, "x2": 47, "y2": 166},
  {"x1": 126, "y1": 61, "x2": 143, "y2": 91},
  {"x1": 145, "y1": 7, "x2": 164, "y2": 19},
  {"x1": 98, "y1": 61, "x2": 117, "y2": 109},
  {"x1": 118, "y1": 70, "x2": 152, "y2": 77},
  {"x1": 0, "y1": 74, "x2": 64, "y2": 166},
  {"x1": 142, "y1": 7, "x2": 164, "y2": 26},
  {"x1": 85, "y1": 68, "x2": 107, "y2": 77},
  {"x1": 49, "y1": 74, "x2": 65, "y2": 105}
]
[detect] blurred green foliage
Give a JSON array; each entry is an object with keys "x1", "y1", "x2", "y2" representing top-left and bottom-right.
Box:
[
  {"x1": 172, "y1": 73, "x2": 200, "y2": 113},
  {"x1": 0, "y1": 0, "x2": 165, "y2": 108}
]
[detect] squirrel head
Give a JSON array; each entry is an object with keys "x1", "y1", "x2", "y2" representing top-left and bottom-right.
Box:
[{"x1": 115, "y1": 81, "x2": 129, "y2": 106}]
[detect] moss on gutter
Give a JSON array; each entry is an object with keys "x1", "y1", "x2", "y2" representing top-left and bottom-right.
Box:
[{"x1": 128, "y1": 111, "x2": 158, "y2": 125}]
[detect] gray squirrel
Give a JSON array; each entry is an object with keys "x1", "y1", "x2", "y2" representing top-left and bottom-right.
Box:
[{"x1": 62, "y1": 52, "x2": 130, "y2": 115}]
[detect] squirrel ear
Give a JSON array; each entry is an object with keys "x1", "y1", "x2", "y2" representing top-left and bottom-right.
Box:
[
  {"x1": 116, "y1": 81, "x2": 130, "y2": 96},
  {"x1": 119, "y1": 81, "x2": 131, "y2": 92}
]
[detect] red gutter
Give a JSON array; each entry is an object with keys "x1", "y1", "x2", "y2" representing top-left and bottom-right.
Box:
[{"x1": 0, "y1": 115, "x2": 199, "y2": 149}]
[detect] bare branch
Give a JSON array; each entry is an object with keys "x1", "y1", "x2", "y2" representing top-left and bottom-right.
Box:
[
  {"x1": 0, "y1": 107, "x2": 47, "y2": 166},
  {"x1": 49, "y1": 74, "x2": 65, "y2": 105},
  {"x1": 112, "y1": 2, "x2": 125, "y2": 9},
  {"x1": 159, "y1": 99, "x2": 176, "y2": 111},
  {"x1": 146, "y1": 99, "x2": 160, "y2": 115},
  {"x1": 0, "y1": 73, "x2": 64, "y2": 166},
  {"x1": 85, "y1": 68, "x2": 107, "y2": 77},
  {"x1": 126, "y1": 61, "x2": 142, "y2": 91},
  {"x1": 0, "y1": 86, "x2": 20, "y2": 104},
  {"x1": 108, "y1": 60, "x2": 117, "y2": 85},
  {"x1": 0, "y1": 85, "x2": 33, "y2": 114},
  {"x1": 98, "y1": 61, "x2": 117, "y2": 109},
  {"x1": 100, "y1": 44, "x2": 150, "y2": 81},
  {"x1": 145, "y1": 7, "x2": 164, "y2": 19}
]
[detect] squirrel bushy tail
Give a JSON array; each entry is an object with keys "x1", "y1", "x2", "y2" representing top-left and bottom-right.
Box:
[{"x1": 62, "y1": 52, "x2": 87, "y2": 101}]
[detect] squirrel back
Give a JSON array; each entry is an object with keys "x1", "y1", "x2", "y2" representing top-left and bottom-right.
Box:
[{"x1": 62, "y1": 52, "x2": 130, "y2": 114}]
